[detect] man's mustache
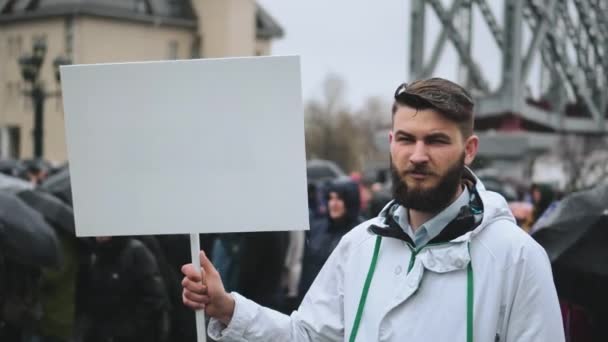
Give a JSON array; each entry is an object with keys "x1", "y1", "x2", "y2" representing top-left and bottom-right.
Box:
[{"x1": 403, "y1": 164, "x2": 436, "y2": 176}]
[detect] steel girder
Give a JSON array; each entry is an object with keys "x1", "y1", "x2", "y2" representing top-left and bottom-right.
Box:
[{"x1": 409, "y1": 0, "x2": 608, "y2": 133}]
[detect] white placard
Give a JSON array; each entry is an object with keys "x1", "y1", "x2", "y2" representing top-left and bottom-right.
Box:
[{"x1": 61, "y1": 56, "x2": 309, "y2": 237}]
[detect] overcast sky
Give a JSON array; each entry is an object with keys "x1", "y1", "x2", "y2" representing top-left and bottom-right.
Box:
[{"x1": 256, "y1": 0, "x2": 544, "y2": 109}]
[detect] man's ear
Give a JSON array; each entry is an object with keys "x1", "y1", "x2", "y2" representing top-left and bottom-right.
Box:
[
  {"x1": 464, "y1": 135, "x2": 479, "y2": 165},
  {"x1": 389, "y1": 130, "x2": 394, "y2": 144}
]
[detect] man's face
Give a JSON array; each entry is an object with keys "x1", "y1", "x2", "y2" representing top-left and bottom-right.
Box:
[
  {"x1": 327, "y1": 192, "x2": 346, "y2": 219},
  {"x1": 389, "y1": 105, "x2": 478, "y2": 212}
]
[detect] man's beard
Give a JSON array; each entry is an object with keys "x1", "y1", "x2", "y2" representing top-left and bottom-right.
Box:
[{"x1": 391, "y1": 153, "x2": 465, "y2": 213}]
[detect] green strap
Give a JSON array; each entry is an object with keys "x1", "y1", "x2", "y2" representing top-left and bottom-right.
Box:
[
  {"x1": 467, "y1": 242, "x2": 474, "y2": 342},
  {"x1": 407, "y1": 247, "x2": 417, "y2": 273},
  {"x1": 349, "y1": 236, "x2": 474, "y2": 342},
  {"x1": 349, "y1": 235, "x2": 382, "y2": 342}
]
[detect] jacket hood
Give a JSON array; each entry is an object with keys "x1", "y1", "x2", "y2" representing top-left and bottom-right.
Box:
[
  {"x1": 324, "y1": 178, "x2": 361, "y2": 224},
  {"x1": 371, "y1": 167, "x2": 516, "y2": 245}
]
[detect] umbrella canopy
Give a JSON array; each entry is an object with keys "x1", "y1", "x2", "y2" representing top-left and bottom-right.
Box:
[
  {"x1": 532, "y1": 183, "x2": 608, "y2": 314},
  {"x1": 17, "y1": 189, "x2": 76, "y2": 236},
  {"x1": 0, "y1": 191, "x2": 61, "y2": 268},
  {"x1": 0, "y1": 159, "x2": 22, "y2": 176},
  {"x1": 532, "y1": 184, "x2": 608, "y2": 268},
  {"x1": 40, "y1": 167, "x2": 72, "y2": 206},
  {"x1": 0, "y1": 173, "x2": 33, "y2": 191}
]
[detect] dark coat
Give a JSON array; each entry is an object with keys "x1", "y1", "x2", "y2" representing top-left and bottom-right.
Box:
[
  {"x1": 237, "y1": 231, "x2": 290, "y2": 311},
  {"x1": 82, "y1": 237, "x2": 168, "y2": 342},
  {"x1": 298, "y1": 179, "x2": 363, "y2": 298}
]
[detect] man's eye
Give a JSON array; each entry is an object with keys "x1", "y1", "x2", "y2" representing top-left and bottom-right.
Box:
[
  {"x1": 428, "y1": 139, "x2": 449, "y2": 145},
  {"x1": 398, "y1": 136, "x2": 414, "y2": 143}
]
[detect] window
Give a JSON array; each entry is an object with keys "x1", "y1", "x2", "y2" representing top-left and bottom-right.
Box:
[
  {"x1": 14, "y1": 35, "x2": 22, "y2": 56},
  {"x1": 0, "y1": 125, "x2": 21, "y2": 159},
  {"x1": 135, "y1": 0, "x2": 150, "y2": 14},
  {"x1": 168, "y1": 40, "x2": 178, "y2": 60},
  {"x1": 191, "y1": 36, "x2": 201, "y2": 58},
  {"x1": 7, "y1": 36, "x2": 13, "y2": 56},
  {"x1": 7, "y1": 35, "x2": 22, "y2": 57},
  {"x1": 6, "y1": 81, "x2": 16, "y2": 97},
  {"x1": 32, "y1": 34, "x2": 46, "y2": 46},
  {"x1": 65, "y1": 17, "x2": 74, "y2": 57},
  {"x1": 167, "y1": 0, "x2": 182, "y2": 16},
  {"x1": 8, "y1": 126, "x2": 20, "y2": 159}
]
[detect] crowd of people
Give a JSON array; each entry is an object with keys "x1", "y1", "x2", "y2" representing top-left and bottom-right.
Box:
[
  {"x1": 0, "y1": 156, "x2": 598, "y2": 342},
  {"x1": 0, "y1": 159, "x2": 198, "y2": 342},
  {"x1": 0, "y1": 158, "x2": 393, "y2": 342}
]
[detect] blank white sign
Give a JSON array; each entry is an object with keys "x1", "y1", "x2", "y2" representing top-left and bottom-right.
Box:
[{"x1": 61, "y1": 56, "x2": 309, "y2": 237}]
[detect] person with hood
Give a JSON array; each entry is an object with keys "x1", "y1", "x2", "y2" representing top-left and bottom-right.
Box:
[
  {"x1": 181, "y1": 78, "x2": 564, "y2": 341},
  {"x1": 298, "y1": 178, "x2": 363, "y2": 300}
]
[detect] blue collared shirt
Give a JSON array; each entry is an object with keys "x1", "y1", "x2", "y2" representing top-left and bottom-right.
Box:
[{"x1": 391, "y1": 187, "x2": 470, "y2": 247}]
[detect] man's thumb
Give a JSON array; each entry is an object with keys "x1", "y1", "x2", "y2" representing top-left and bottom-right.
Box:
[{"x1": 199, "y1": 250, "x2": 217, "y2": 275}]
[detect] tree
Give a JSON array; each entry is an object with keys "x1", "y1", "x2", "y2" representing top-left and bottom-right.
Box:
[{"x1": 304, "y1": 74, "x2": 388, "y2": 173}]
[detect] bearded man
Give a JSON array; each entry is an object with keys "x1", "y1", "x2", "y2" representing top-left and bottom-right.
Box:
[{"x1": 181, "y1": 78, "x2": 565, "y2": 342}]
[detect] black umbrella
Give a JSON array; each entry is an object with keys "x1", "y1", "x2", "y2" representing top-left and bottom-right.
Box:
[
  {"x1": 0, "y1": 159, "x2": 21, "y2": 176},
  {"x1": 532, "y1": 184, "x2": 608, "y2": 272},
  {"x1": 532, "y1": 184, "x2": 608, "y2": 314},
  {"x1": 0, "y1": 191, "x2": 61, "y2": 268},
  {"x1": 40, "y1": 167, "x2": 72, "y2": 206},
  {"x1": 0, "y1": 173, "x2": 33, "y2": 191},
  {"x1": 17, "y1": 189, "x2": 76, "y2": 236}
]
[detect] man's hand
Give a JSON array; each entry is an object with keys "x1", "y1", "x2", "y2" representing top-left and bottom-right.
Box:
[{"x1": 182, "y1": 251, "x2": 235, "y2": 325}]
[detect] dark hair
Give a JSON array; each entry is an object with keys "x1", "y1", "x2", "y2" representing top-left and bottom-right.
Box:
[{"x1": 392, "y1": 78, "x2": 475, "y2": 137}]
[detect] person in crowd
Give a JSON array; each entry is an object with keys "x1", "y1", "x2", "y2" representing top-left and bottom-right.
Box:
[
  {"x1": 19, "y1": 159, "x2": 50, "y2": 185},
  {"x1": 298, "y1": 178, "x2": 363, "y2": 300},
  {"x1": 237, "y1": 231, "x2": 290, "y2": 311},
  {"x1": 212, "y1": 230, "x2": 289, "y2": 312},
  {"x1": 211, "y1": 234, "x2": 244, "y2": 294},
  {"x1": 81, "y1": 236, "x2": 169, "y2": 342},
  {"x1": 524, "y1": 183, "x2": 556, "y2": 232}
]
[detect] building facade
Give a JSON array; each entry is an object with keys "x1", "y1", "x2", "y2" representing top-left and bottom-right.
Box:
[{"x1": 0, "y1": 0, "x2": 283, "y2": 161}]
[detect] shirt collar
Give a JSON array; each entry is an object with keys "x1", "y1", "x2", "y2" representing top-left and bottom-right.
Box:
[{"x1": 391, "y1": 186, "x2": 470, "y2": 246}]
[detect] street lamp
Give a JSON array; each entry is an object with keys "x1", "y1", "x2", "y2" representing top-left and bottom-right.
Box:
[{"x1": 18, "y1": 40, "x2": 71, "y2": 158}]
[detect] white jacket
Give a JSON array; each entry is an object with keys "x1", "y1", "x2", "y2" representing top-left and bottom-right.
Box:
[{"x1": 208, "y1": 176, "x2": 565, "y2": 342}]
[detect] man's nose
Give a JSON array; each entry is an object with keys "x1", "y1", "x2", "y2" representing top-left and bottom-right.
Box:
[{"x1": 409, "y1": 141, "x2": 429, "y2": 164}]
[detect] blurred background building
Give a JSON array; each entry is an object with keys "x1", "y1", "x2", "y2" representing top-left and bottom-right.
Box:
[{"x1": 0, "y1": 0, "x2": 283, "y2": 161}]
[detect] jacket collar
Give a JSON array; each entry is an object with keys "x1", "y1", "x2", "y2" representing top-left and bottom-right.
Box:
[{"x1": 369, "y1": 167, "x2": 484, "y2": 246}]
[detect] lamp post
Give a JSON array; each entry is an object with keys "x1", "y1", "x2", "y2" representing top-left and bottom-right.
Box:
[{"x1": 18, "y1": 40, "x2": 71, "y2": 158}]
